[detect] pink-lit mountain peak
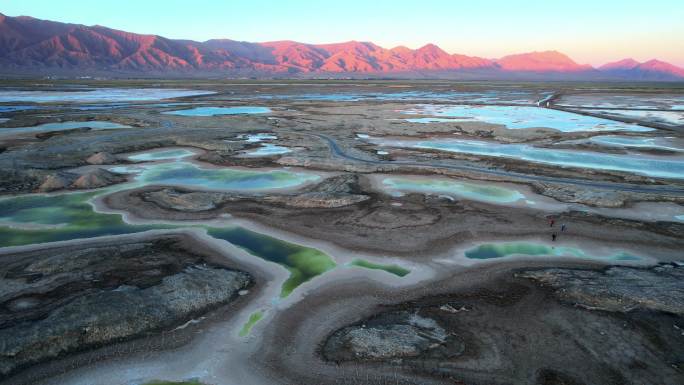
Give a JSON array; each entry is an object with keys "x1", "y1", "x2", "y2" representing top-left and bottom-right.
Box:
[
  {"x1": 0, "y1": 12, "x2": 682, "y2": 79},
  {"x1": 599, "y1": 58, "x2": 684, "y2": 78},
  {"x1": 639, "y1": 59, "x2": 684, "y2": 76},
  {"x1": 600, "y1": 58, "x2": 641, "y2": 70},
  {"x1": 390, "y1": 45, "x2": 412, "y2": 54},
  {"x1": 416, "y1": 43, "x2": 448, "y2": 55},
  {"x1": 642, "y1": 58, "x2": 680, "y2": 69},
  {"x1": 496, "y1": 50, "x2": 591, "y2": 72}
]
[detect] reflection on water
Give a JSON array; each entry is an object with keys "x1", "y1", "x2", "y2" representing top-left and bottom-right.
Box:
[
  {"x1": 465, "y1": 242, "x2": 640, "y2": 261},
  {"x1": 373, "y1": 137, "x2": 684, "y2": 179},
  {"x1": 164, "y1": 106, "x2": 271, "y2": 116},
  {"x1": 0, "y1": 121, "x2": 130, "y2": 136},
  {"x1": 404, "y1": 105, "x2": 653, "y2": 132},
  {"x1": 0, "y1": 88, "x2": 214, "y2": 103}
]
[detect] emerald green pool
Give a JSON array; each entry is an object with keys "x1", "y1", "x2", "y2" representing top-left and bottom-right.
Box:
[
  {"x1": 126, "y1": 161, "x2": 320, "y2": 191},
  {"x1": 207, "y1": 227, "x2": 336, "y2": 297},
  {"x1": 0, "y1": 191, "x2": 169, "y2": 247},
  {"x1": 0, "y1": 168, "x2": 339, "y2": 300},
  {"x1": 0, "y1": 160, "x2": 323, "y2": 248},
  {"x1": 381, "y1": 176, "x2": 525, "y2": 204},
  {"x1": 464, "y1": 242, "x2": 640, "y2": 261},
  {"x1": 349, "y1": 258, "x2": 410, "y2": 277},
  {"x1": 239, "y1": 311, "x2": 263, "y2": 337},
  {"x1": 0, "y1": 193, "x2": 339, "y2": 298}
]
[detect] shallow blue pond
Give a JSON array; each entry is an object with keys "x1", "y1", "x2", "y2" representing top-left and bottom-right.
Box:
[
  {"x1": 381, "y1": 177, "x2": 526, "y2": 204},
  {"x1": 164, "y1": 106, "x2": 271, "y2": 116},
  {"x1": 387, "y1": 138, "x2": 684, "y2": 179},
  {"x1": 243, "y1": 143, "x2": 292, "y2": 157},
  {"x1": 0, "y1": 121, "x2": 131, "y2": 136},
  {"x1": 0, "y1": 88, "x2": 213, "y2": 103},
  {"x1": 405, "y1": 105, "x2": 653, "y2": 132},
  {"x1": 126, "y1": 149, "x2": 197, "y2": 162}
]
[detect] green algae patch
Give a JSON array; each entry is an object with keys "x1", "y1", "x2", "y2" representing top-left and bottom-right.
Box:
[
  {"x1": 349, "y1": 258, "x2": 410, "y2": 277},
  {"x1": 239, "y1": 311, "x2": 263, "y2": 337},
  {"x1": 464, "y1": 242, "x2": 641, "y2": 261},
  {"x1": 382, "y1": 176, "x2": 525, "y2": 204},
  {"x1": 207, "y1": 227, "x2": 336, "y2": 297},
  {"x1": 0, "y1": 191, "x2": 170, "y2": 247}
]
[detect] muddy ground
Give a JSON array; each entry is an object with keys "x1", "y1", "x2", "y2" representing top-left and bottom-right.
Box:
[
  {"x1": 102, "y1": 179, "x2": 683, "y2": 259},
  {"x1": 251, "y1": 260, "x2": 684, "y2": 385},
  {"x1": 321, "y1": 263, "x2": 684, "y2": 385},
  {"x1": 0, "y1": 80, "x2": 683, "y2": 385}
]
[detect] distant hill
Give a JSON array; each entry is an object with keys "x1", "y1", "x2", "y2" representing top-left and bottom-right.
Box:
[
  {"x1": 1, "y1": 12, "x2": 682, "y2": 80},
  {"x1": 599, "y1": 58, "x2": 684, "y2": 80}
]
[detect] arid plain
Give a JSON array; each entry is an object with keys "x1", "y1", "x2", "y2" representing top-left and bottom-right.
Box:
[{"x1": 0, "y1": 80, "x2": 683, "y2": 385}]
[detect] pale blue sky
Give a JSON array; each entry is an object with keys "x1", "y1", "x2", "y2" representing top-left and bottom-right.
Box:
[{"x1": 3, "y1": 0, "x2": 683, "y2": 66}]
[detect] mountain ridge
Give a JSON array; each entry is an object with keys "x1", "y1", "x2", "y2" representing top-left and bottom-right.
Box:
[{"x1": 1, "y1": 12, "x2": 682, "y2": 80}]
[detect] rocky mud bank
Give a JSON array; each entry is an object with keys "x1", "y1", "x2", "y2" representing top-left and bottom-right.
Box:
[
  {"x1": 0, "y1": 234, "x2": 252, "y2": 377},
  {"x1": 322, "y1": 263, "x2": 684, "y2": 385},
  {"x1": 104, "y1": 175, "x2": 682, "y2": 258}
]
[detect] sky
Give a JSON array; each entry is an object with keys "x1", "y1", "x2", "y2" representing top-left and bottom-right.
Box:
[{"x1": 3, "y1": 0, "x2": 684, "y2": 66}]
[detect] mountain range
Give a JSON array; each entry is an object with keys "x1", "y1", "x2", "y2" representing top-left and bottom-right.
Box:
[{"x1": 1, "y1": 12, "x2": 683, "y2": 80}]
